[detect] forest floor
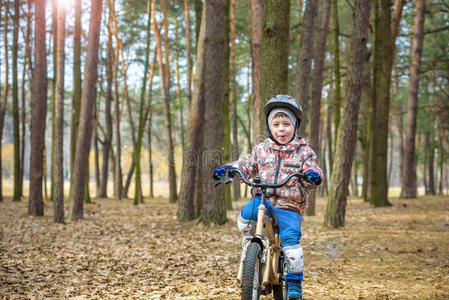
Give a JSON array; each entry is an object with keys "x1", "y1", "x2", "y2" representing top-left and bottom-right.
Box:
[{"x1": 1, "y1": 194, "x2": 449, "y2": 299}]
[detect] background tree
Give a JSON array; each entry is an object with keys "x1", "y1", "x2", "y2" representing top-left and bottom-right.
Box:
[
  {"x1": 53, "y1": 0, "x2": 66, "y2": 223},
  {"x1": 325, "y1": 0, "x2": 371, "y2": 228},
  {"x1": 134, "y1": 0, "x2": 153, "y2": 205},
  {"x1": 401, "y1": 0, "x2": 426, "y2": 198},
  {"x1": 70, "y1": 0, "x2": 103, "y2": 220},
  {"x1": 199, "y1": 0, "x2": 228, "y2": 225},
  {"x1": 29, "y1": 0, "x2": 48, "y2": 216},
  {"x1": 152, "y1": 0, "x2": 177, "y2": 203},
  {"x1": 70, "y1": 0, "x2": 82, "y2": 185},
  {"x1": 295, "y1": 0, "x2": 318, "y2": 136},
  {"x1": 260, "y1": 0, "x2": 290, "y2": 133},
  {"x1": 0, "y1": 0, "x2": 9, "y2": 203},
  {"x1": 307, "y1": 0, "x2": 331, "y2": 216},
  {"x1": 12, "y1": 0, "x2": 21, "y2": 201},
  {"x1": 369, "y1": 0, "x2": 393, "y2": 207},
  {"x1": 250, "y1": 0, "x2": 263, "y2": 143}
]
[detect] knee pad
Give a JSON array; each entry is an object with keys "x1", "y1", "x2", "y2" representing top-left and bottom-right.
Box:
[
  {"x1": 237, "y1": 214, "x2": 256, "y2": 236},
  {"x1": 283, "y1": 244, "x2": 304, "y2": 274}
]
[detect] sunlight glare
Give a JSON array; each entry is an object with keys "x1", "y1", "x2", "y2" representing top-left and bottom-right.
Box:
[{"x1": 56, "y1": 0, "x2": 70, "y2": 9}]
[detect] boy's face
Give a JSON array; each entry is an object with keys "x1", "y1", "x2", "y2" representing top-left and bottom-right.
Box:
[{"x1": 270, "y1": 116, "x2": 295, "y2": 144}]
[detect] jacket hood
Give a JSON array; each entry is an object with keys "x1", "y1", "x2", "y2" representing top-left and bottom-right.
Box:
[{"x1": 264, "y1": 135, "x2": 308, "y2": 152}]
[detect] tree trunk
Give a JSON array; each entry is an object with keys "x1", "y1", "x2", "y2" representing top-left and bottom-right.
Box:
[
  {"x1": 250, "y1": 0, "x2": 263, "y2": 144},
  {"x1": 178, "y1": 2, "x2": 209, "y2": 222},
  {"x1": 152, "y1": 1, "x2": 177, "y2": 203},
  {"x1": 324, "y1": 0, "x2": 371, "y2": 228},
  {"x1": 307, "y1": 0, "x2": 330, "y2": 216},
  {"x1": 359, "y1": 54, "x2": 372, "y2": 202},
  {"x1": 134, "y1": 0, "x2": 153, "y2": 205},
  {"x1": 12, "y1": 0, "x2": 21, "y2": 202},
  {"x1": 100, "y1": 13, "x2": 114, "y2": 198},
  {"x1": 70, "y1": 0, "x2": 82, "y2": 184},
  {"x1": 109, "y1": 0, "x2": 123, "y2": 199},
  {"x1": 94, "y1": 108, "x2": 101, "y2": 197},
  {"x1": 369, "y1": 0, "x2": 392, "y2": 207},
  {"x1": 175, "y1": 15, "x2": 185, "y2": 154},
  {"x1": 50, "y1": 0, "x2": 58, "y2": 203},
  {"x1": 327, "y1": 74, "x2": 334, "y2": 177},
  {"x1": 401, "y1": 0, "x2": 425, "y2": 198},
  {"x1": 20, "y1": 0, "x2": 32, "y2": 200},
  {"x1": 146, "y1": 53, "x2": 158, "y2": 199},
  {"x1": 260, "y1": 0, "x2": 290, "y2": 134},
  {"x1": 223, "y1": 0, "x2": 232, "y2": 210},
  {"x1": 29, "y1": 0, "x2": 47, "y2": 216},
  {"x1": 53, "y1": 1, "x2": 66, "y2": 223},
  {"x1": 194, "y1": 0, "x2": 202, "y2": 48},
  {"x1": 331, "y1": 0, "x2": 342, "y2": 141},
  {"x1": 0, "y1": 0, "x2": 8, "y2": 203},
  {"x1": 428, "y1": 130, "x2": 436, "y2": 195},
  {"x1": 230, "y1": 0, "x2": 240, "y2": 201},
  {"x1": 184, "y1": 0, "x2": 193, "y2": 108},
  {"x1": 199, "y1": 0, "x2": 228, "y2": 225},
  {"x1": 295, "y1": 0, "x2": 318, "y2": 136},
  {"x1": 70, "y1": 0, "x2": 103, "y2": 221}
]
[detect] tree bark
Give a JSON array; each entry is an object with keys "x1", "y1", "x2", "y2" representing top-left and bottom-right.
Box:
[
  {"x1": 134, "y1": 0, "x2": 153, "y2": 205},
  {"x1": 295, "y1": 0, "x2": 318, "y2": 136},
  {"x1": 401, "y1": 0, "x2": 425, "y2": 198},
  {"x1": 260, "y1": 0, "x2": 290, "y2": 135},
  {"x1": 428, "y1": 129, "x2": 436, "y2": 195},
  {"x1": 223, "y1": 0, "x2": 232, "y2": 209},
  {"x1": 0, "y1": 0, "x2": 8, "y2": 202},
  {"x1": 53, "y1": 2, "x2": 66, "y2": 223},
  {"x1": 70, "y1": 0, "x2": 82, "y2": 183},
  {"x1": 250, "y1": 0, "x2": 263, "y2": 144},
  {"x1": 12, "y1": 0, "x2": 21, "y2": 201},
  {"x1": 324, "y1": 0, "x2": 371, "y2": 228},
  {"x1": 369, "y1": 0, "x2": 392, "y2": 207},
  {"x1": 230, "y1": 0, "x2": 240, "y2": 201},
  {"x1": 184, "y1": 0, "x2": 193, "y2": 108},
  {"x1": 109, "y1": 0, "x2": 123, "y2": 199},
  {"x1": 29, "y1": 0, "x2": 47, "y2": 216},
  {"x1": 99, "y1": 11, "x2": 114, "y2": 198},
  {"x1": 331, "y1": 0, "x2": 342, "y2": 141},
  {"x1": 307, "y1": 0, "x2": 330, "y2": 216},
  {"x1": 199, "y1": 0, "x2": 228, "y2": 225},
  {"x1": 152, "y1": 1, "x2": 178, "y2": 203},
  {"x1": 178, "y1": 2, "x2": 209, "y2": 221},
  {"x1": 70, "y1": 0, "x2": 103, "y2": 220}
]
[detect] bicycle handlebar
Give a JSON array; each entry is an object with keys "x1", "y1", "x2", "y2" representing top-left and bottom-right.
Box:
[{"x1": 215, "y1": 167, "x2": 306, "y2": 189}]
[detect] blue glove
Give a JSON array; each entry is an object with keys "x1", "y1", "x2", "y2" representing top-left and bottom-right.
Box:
[
  {"x1": 213, "y1": 165, "x2": 233, "y2": 180},
  {"x1": 305, "y1": 170, "x2": 322, "y2": 185}
]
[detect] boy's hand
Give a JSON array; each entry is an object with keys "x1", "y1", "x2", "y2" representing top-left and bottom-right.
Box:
[
  {"x1": 305, "y1": 170, "x2": 322, "y2": 185},
  {"x1": 213, "y1": 165, "x2": 233, "y2": 180}
]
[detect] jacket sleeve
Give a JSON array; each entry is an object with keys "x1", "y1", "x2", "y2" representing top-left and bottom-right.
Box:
[
  {"x1": 229, "y1": 147, "x2": 259, "y2": 179},
  {"x1": 300, "y1": 148, "x2": 324, "y2": 190}
]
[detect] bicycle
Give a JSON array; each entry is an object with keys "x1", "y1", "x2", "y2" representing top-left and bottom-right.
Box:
[{"x1": 215, "y1": 168, "x2": 306, "y2": 300}]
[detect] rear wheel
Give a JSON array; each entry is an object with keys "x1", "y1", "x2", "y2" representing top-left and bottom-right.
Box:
[{"x1": 241, "y1": 242, "x2": 263, "y2": 300}]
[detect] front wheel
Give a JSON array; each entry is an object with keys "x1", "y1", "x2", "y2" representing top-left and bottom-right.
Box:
[{"x1": 241, "y1": 242, "x2": 263, "y2": 300}]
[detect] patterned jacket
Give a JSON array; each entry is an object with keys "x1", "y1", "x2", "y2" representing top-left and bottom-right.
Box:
[{"x1": 230, "y1": 136, "x2": 323, "y2": 214}]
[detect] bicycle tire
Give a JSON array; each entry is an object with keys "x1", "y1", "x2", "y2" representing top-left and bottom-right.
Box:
[{"x1": 241, "y1": 242, "x2": 263, "y2": 300}]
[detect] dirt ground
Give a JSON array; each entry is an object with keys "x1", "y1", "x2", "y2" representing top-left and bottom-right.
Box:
[{"x1": 1, "y1": 194, "x2": 449, "y2": 299}]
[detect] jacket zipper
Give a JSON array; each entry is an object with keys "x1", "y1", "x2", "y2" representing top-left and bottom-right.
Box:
[{"x1": 273, "y1": 151, "x2": 283, "y2": 195}]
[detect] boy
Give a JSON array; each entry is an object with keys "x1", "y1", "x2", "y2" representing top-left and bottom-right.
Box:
[{"x1": 213, "y1": 94, "x2": 323, "y2": 299}]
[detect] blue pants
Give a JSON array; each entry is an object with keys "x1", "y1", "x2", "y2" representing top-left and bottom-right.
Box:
[{"x1": 240, "y1": 197, "x2": 304, "y2": 281}]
